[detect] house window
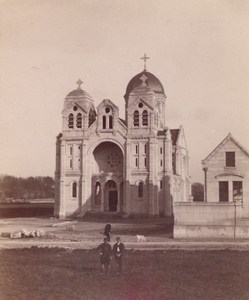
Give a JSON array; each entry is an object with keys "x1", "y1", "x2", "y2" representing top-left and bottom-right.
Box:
[
  {"x1": 133, "y1": 111, "x2": 139, "y2": 127},
  {"x1": 76, "y1": 113, "x2": 82, "y2": 128},
  {"x1": 68, "y1": 113, "x2": 74, "y2": 129},
  {"x1": 233, "y1": 181, "x2": 243, "y2": 201},
  {"x1": 138, "y1": 182, "x2": 143, "y2": 198},
  {"x1": 219, "y1": 181, "x2": 228, "y2": 202},
  {"x1": 72, "y1": 182, "x2": 77, "y2": 198},
  {"x1": 226, "y1": 152, "x2": 235, "y2": 167},
  {"x1": 142, "y1": 110, "x2": 148, "y2": 126}
]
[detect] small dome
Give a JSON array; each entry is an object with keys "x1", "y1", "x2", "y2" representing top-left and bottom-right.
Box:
[
  {"x1": 67, "y1": 88, "x2": 92, "y2": 98},
  {"x1": 66, "y1": 79, "x2": 93, "y2": 100},
  {"x1": 125, "y1": 70, "x2": 165, "y2": 98}
]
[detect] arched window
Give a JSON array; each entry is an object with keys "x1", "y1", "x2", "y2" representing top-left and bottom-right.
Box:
[
  {"x1": 68, "y1": 113, "x2": 74, "y2": 129},
  {"x1": 103, "y1": 116, "x2": 106, "y2": 129},
  {"x1": 133, "y1": 111, "x2": 139, "y2": 127},
  {"x1": 138, "y1": 182, "x2": 143, "y2": 198},
  {"x1": 72, "y1": 182, "x2": 77, "y2": 198},
  {"x1": 76, "y1": 113, "x2": 82, "y2": 128},
  {"x1": 142, "y1": 110, "x2": 148, "y2": 126},
  {"x1": 109, "y1": 115, "x2": 113, "y2": 129}
]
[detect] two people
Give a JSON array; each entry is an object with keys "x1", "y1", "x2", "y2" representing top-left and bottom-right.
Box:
[{"x1": 97, "y1": 236, "x2": 125, "y2": 275}]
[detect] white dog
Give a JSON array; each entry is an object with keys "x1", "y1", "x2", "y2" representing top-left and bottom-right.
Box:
[{"x1": 136, "y1": 234, "x2": 146, "y2": 242}]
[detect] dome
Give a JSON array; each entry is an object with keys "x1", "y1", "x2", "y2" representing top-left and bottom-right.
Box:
[
  {"x1": 66, "y1": 79, "x2": 93, "y2": 100},
  {"x1": 67, "y1": 88, "x2": 92, "y2": 98},
  {"x1": 125, "y1": 70, "x2": 165, "y2": 98}
]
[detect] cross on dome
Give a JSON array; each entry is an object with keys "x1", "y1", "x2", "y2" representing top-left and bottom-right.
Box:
[
  {"x1": 140, "y1": 53, "x2": 150, "y2": 71},
  {"x1": 76, "y1": 79, "x2": 83, "y2": 89}
]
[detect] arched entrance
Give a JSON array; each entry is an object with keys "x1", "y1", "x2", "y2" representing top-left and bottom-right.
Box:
[
  {"x1": 91, "y1": 141, "x2": 124, "y2": 212},
  {"x1": 105, "y1": 180, "x2": 118, "y2": 211}
]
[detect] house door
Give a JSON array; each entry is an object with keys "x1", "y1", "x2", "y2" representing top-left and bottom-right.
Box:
[{"x1": 109, "y1": 191, "x2": 118, "y2": 211}]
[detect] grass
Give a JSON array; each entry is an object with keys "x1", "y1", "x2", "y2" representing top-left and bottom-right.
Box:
[{"x1": 0, "y1": 248, "x2": 249, "y2": 300}]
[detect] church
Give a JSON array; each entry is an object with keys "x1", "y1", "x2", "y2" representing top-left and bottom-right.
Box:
[{"x1": 54, "y1": 57, "x2": 191, "y2": 218}]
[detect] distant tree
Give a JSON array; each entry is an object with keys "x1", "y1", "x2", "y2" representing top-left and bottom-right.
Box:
[
  {"x1": 0, "y1": 175, "x2": 55, "y2": 200},
  {"x1": 192, "y1": 182, "x2": 204, "y2": 202}
]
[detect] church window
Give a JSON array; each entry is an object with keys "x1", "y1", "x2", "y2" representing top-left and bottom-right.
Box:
[
  {"x1": 144, "y1": 157, "x2": 147, "y2": 167},
  {"x1": 160, "y1": 147, "x2": 163, "y2": 154},
  {"x1": 135, "y1": 157, "x2": 138, "y2": 167},
  {"x1": 109, "y1": 115, "x2": 113, "y2": 129},
  {"x1": 68, "y1": 113, "x2": 74, "y2": 129},
  {"x1": 219, "y1": 181, "x2": 228, "y2": 202},
  {"x1": 103, "y1": 116, "x2": 106, "y2": 129},
  {"x1": 142, "y1": 110, "x2": 148, "y2": 126},
  {"x1": 72, "y1": 182, "x2": 77, "y2": 198},
  {"x1": 73, "y1": 106, "x2": 78, "y2": 111},
  {"x1": 76, "y1": 113, "x2": 82, "y2": 128},
  {"x1": 138, "y1": 102, "x2": 143, "y2": 108},
  {"x1": 135, "y1": 144, "x2": 138, "y2": 154},
  {"x1": 144, "y1": 144, "x2": 147, "y2": 154},
  {"x1": 160, "y1": 159, "x2": 163, "y2": 167},
  {"x1": 69, "y1": 158, "x2": 73, "y2": 169},
  {"x1": 69, "y1": 145, "x2": 73, "y2": 156},
  {"x1": 233, "y1": 181, "x2": 243, "y2": 201},
  {"x1": 160, "y1": 181, "x2": 163, "y2": 189},
  {"x1": 133, "y1": 111, "x2": 139, "y2": 127},
  {"x1": 226, "y1": 152, "x2": 235, "y2": 167},
  {"x1": 105, "y1": 107, "x2": 110, "y2": 113},
  {"x1": 138, "y1": 182, "x2": 143, "y2": 198}
]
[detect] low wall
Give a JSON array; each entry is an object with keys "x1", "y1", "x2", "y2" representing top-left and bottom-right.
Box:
[{"x1": 173, "y1": 202, "x2": 247, "y2": 238}]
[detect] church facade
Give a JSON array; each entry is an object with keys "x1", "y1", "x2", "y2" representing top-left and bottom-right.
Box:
[{"x1": 54, "y1": 66, "x2": 191, "y2": 218}]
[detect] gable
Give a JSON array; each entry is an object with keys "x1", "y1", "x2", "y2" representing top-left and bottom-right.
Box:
[{"x1": 202, "y1": 133, "x2": 249, "y2": 162}]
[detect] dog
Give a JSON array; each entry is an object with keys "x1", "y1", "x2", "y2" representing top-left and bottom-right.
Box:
[{"x1": 136, "y1": 234, "x2": 146, "y2": 242}]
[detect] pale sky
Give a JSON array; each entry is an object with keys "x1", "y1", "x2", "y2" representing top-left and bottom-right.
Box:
[{"x1": 0, "y1": 0, "x2": 249, "y2": 183}]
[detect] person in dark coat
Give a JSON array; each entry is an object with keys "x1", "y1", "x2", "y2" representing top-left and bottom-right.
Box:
[
  {"x1": 104, "y1": 220, "x2": 111, "y2": 242},
  {"x1": 113, "y1": 236, "x2": 125, "y2": 274},
  {"x1": 97, "y1": 237, "x2": 112, "y2": 275}
]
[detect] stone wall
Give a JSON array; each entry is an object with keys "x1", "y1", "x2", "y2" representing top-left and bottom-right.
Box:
[{"x1": 173, "y1": 201, "x2": 248, "y2": 238}]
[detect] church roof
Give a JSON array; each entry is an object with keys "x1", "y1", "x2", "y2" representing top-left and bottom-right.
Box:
[
  {"x1": 157, "y1": 129, "x2": 179, "y2": 146},
  {"x1": 125, "y1": 70, "x2": 165, "y2": 98}
]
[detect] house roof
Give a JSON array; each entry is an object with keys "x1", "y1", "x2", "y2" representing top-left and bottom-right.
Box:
[{"x1": 202, "y1": 133, "x2": 249, "y2": 162}]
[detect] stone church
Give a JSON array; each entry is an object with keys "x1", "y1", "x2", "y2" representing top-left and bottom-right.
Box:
[{"x1": 54, "y1": 60, "x2": 191, "y2": 218}]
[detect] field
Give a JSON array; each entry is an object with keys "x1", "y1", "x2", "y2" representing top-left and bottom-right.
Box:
[{"x1": 0, "y1": 248, "x2": 249, "y2": 300}]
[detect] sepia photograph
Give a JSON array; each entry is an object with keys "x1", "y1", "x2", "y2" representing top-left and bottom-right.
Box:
[{"x1": 0, "y1": 0, "x2": 249, "y2": 299}]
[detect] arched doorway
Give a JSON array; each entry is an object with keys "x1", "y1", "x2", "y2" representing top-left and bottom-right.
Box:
[{"x1": 105, "y1": 180, "x2": 118, "y2": 211}]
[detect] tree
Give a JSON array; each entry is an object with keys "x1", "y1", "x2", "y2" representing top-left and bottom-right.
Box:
[{"x1": 192, "y1": 182, "x2": 204, "y2": 202}]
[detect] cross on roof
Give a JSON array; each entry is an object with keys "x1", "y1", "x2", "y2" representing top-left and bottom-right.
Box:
[
  {"x1": 76, "y1": 79, "x2": 83, "y2": 89},
  {"x1": 140, "y1": 53, "x2": 150, "y2": 71}
]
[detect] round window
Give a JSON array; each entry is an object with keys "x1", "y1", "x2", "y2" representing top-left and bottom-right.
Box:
[
  {"x1": 73, "y1": 106, "x2": 78, "y2": 111},
  {"x1": 105, "y1": 107, "x2": 110, "y2": 113},
  {"x1": 138, "y1": 103, "x2": 143, "y2": 108}
]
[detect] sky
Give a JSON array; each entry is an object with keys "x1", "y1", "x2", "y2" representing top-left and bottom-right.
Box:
[{"x1": 0, "y1": 0, "x2": 249, "y2": 183}]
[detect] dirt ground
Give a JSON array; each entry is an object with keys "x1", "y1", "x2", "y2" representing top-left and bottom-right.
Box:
[{"x1": 1, "y1": 216, "x2": 249, "y2": 251}]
